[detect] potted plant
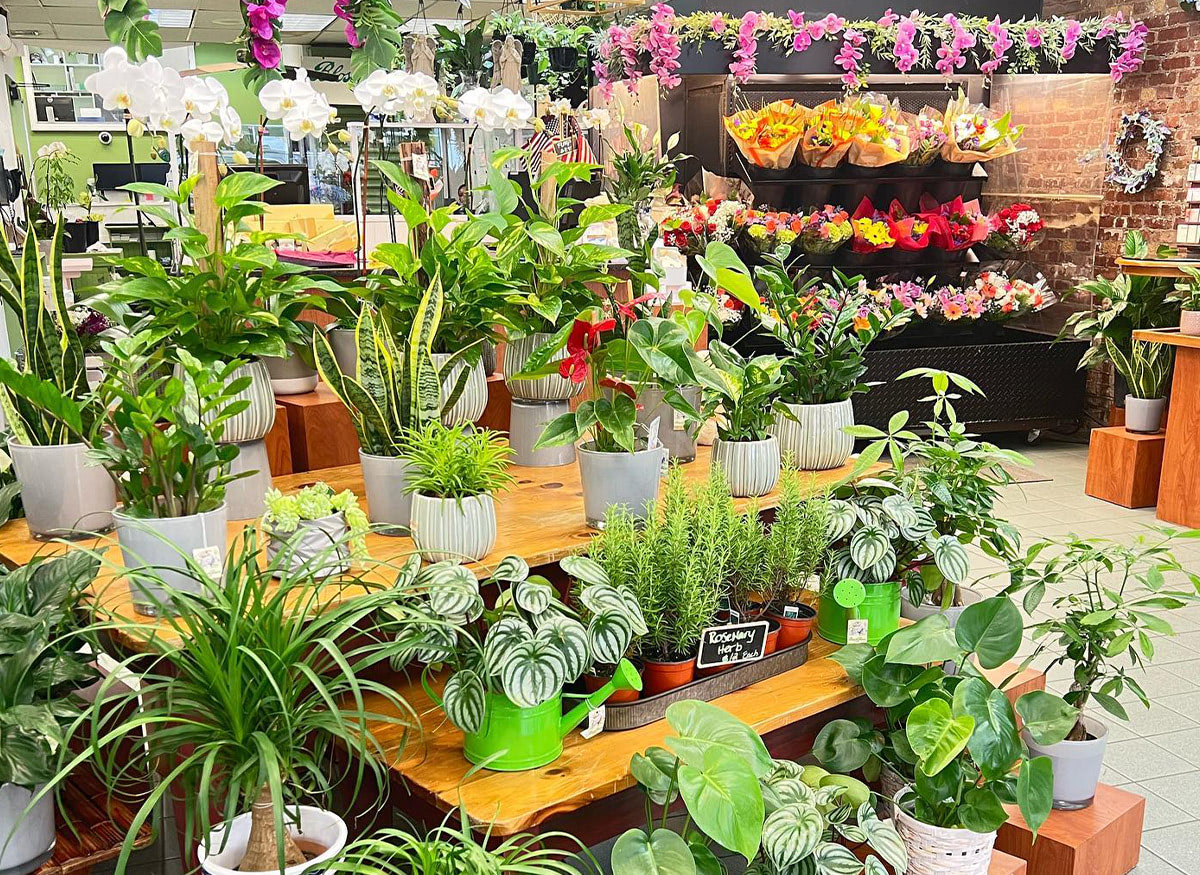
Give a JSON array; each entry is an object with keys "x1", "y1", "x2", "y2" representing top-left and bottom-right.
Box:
[
  {"x1": 261, "y1": 482, "x2": 369, "y2": 579},
  {"x1": 397, "y1": 554, "x2": 644, "y2": 770},
  {"x1": 63, "y1": 188, "x2": 102, "y2": 253},
  {"x1": 55, "y1": 530, "x2": 423, "y2": 875},
  {"x1": 30, "y1": 141, "x2": 75, "y2": 235},
  {"x1": 0, "y1": 552, "x2": 99, "y2": 875},
  {"x1": 605, "y1": 124, "x2": 680, "y2": 251},
  {"x1": 0, "y1": 221, "x2": 115, "y2": 540},
  {"x1": 1176, "y1": 266, "x2": 1200, "y2": 335},
  {"x1": 404, "y1": 421, "x2": 514, "y2": 563},
  {"x1": 434, "y1": 20, "x2": 489, "y2": 93},
  {"x1": 88, "y1": 337, "x2": 250, "y2": 616},
  {"x1": 763, "y1": 473, "x2": 830, "y2": 648},
  {"x1": 1106, "y1": 337, "x2": 1173, "y2": 433},
  {"x1": 614, "y1": 700, "x2": 907, "y2": 875},
  {"x1": 814, "y1": 607, "x2": 1078, "y2": 870},
  {"x1": 1005, "y1": 530, "x2": 1200, "y2": 809}
]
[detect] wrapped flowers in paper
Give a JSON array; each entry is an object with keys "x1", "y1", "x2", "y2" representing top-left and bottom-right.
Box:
[
  {"x1": 723, "y1": 100, "x2": 808, "y2": 169},
  {"x1": 850, "y1": 197, "x2": 896, "y2": 253},
  {"x1": 902, "y1": 107, "x2": 948, "y2": 166},
  {"x1": 846, "y1": 94, "x2": 911, "y2": 167},
  {"x1": 941, "y1": 91, "x2": 1023, "y2": 164},
  {"x1": 797, "y1": 205, "x2": 852, "y2": 256},
  {"x1": 735, "y1": 208, "x2": 802, "y2": 255},
  {"x1": 885, "y1": 200, "x2": 934, "y2": 251},
  {"x1": 920, "y1": 194, "x2": 989, "y2": 252},
  {"x1": 985, "y1": 203, "x2": 1045, "y2": 253},
  {"x1": 799, "y1": 100, "x2": 860, "y2": 168}
]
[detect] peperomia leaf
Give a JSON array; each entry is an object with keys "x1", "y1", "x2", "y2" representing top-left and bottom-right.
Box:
[
  {"x1": 761, "y1": 802, "x2": 823, "y2": 870},
  {"x1": 499, "y1": 637, "x2": 568, "y2": 708},
  {"x1": 442, "y1": 669, "x2": 486, "y2": 734}
]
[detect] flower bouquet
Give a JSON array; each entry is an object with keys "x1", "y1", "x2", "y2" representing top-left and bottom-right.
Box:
[
  {"x1": 797, "y1": 205, "x2": 852, "y2": 258},
  {"x1": 850, "y1": 196, "x2": 895, "y2": 256},
  {"x1": 734, "y1": 208, "x2": 801, "y2": 255},
  {"x1": 972, "y1": 270, "x2": 1054, "y2": 319},
  {"x1": 985, "y1": 202, "x2": 1045, "y2": 253},
  {"x1": 885, "y1": 199, "x2": 934, "y2": 252},
  {"x1": 941, "y1": 91, "x2": 1023, "y2": 164},
  {"x1": 845, "y1": 94, "x2": 910, "y2": 168},
  {"x1": 798, "y1": 100, "x2": 858, "y2": 168},
  {"x1": 921, "y1": 194, "x2": 988, "y2": 252},
  {"x1": 723, "y1": 99, "x2": 807, "y2": 169},
  {"x1": 902, "y1": 107, "x2": 948, "y2": 166}
]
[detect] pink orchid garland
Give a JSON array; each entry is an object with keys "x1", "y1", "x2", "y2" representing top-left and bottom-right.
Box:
[
  {"x1": 647, "y1": 3, "x2": 682, "y2": 89},
  {"x1": 936, "y1": 13, "x2": 976, "y2": 77},
  {"x1": 893, "y1": 12, "x2": 919, "y2": 72},
  {"x1": 981, "y1": 16, "x2": 1012, "y2": 76},
  {"x1": 244, "y1": 0, "x2": 285, "y2": 70},
  {"x1": 835, "y1": 29, "x2": 866, "y2": 89},
  {"x1": 729, "y1": 11, "x2": 761, "y2": 82}
]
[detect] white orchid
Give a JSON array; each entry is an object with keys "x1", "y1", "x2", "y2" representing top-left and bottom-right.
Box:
[
  {"x1": 579, "y1": 107, "x2": 611, "y2": 131},
  {"x1": 220, "y1": 104, "x2": 244, "y2": 143},
  {"x1": 490, "y1": 88, "x2": 534, "y2": 131},
  {"x1": 457, "y1": 87, "x2": 498, "y2": 129},
  {"x1": 181, "y1": 77, "x2": 225, "y2": 119},
  {"x1": 547, "y1": 98, "x2": 572, "y2": 117},
  {"x1": 179, "y1": 117, "x2": 224, "y2": 144},
  {"x1": 259, "y1": 68, "x2": 317, "y2": 120},
  {"x1": 399, "y1": 73, "x2": 440, "y2": 122},
  {"x1": 36, "y1": 141, "x2": 69, "y2": 159},
  {"x1": 283, "y1": 98, "x2": 332, "y2": 142}
]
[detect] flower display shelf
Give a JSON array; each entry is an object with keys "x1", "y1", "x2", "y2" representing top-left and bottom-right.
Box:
[
  {"x1": 734, "y1": 150, "x2": 984, "y2": 184},
  {"x1": 600, "y1": 634, "x2": 812, "y2": 731}
]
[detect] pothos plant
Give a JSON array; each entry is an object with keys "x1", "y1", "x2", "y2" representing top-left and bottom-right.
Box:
[
  {"x1": 814, "y1": 605, "x2": 1078, "y2": 837},
  {"x1": 615, "y1": 700, "x2": 907, "y2": 875},
  {"x1": 394, "y1": 554, "x2": 646, "y2": 730}
]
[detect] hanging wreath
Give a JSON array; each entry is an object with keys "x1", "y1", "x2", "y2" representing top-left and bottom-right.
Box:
[{"x1": 1106, "y1": 111, "x2": 1171, "y2": 194}]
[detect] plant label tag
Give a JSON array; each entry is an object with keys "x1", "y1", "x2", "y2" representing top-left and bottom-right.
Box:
[
  {"x1": 847, "y1": 619, "x2": 870, "y2": 644},
  {"x1": 696, "y1": 620, "x2": 769, "y2": 669},
  {"x1": 646, "y1": 417, "x2": 662, "y2": 449},
  {"x1": 581, "y1": 706, "x2": 605, "y2": 739},
  {"x1": 783, "y1": 604, "x2": 800, "y2": 619},
  {"x1": 673, "y1": 408, "x2": 686, "y2": 431},
  {"x1": 805, "y1": 573, "x2": 821, "y2": 592},
  {"x1": 411, "y1": 152, "x2": 431, "y2": 181},
  {"x1": 192, "y1": 545, "x2": 222, "y2": 577}
]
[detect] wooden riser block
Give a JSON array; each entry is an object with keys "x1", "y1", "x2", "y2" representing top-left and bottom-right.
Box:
[
  {"x1": 1109, "y1": 405, "x2": 1126, "y2": 428},
  {"x1": 265, "y1": 403, "x2": 292, "y2": 476},
  {"x1": 276, "y1": 384, "x2": 360, "y2": 472},
  {"x1": 996, "y1": 783, "x2": 1145, "y2": 875},
  {"x1": 1084, "y1": 426, "x2": 1165, "y2": 509}
]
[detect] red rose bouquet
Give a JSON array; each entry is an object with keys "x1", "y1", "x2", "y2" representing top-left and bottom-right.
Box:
[{"x1": 985, "y1": 203, "x2": 1045, "y2": 253}]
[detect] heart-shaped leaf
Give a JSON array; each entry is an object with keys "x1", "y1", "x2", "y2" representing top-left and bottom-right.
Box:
[
  {"x1": 1015, "y1": 691, "x2": 1080, "y2": 746},
  {"x1": 482, "y1": 616, "x2": 532, "y2": 675},
  {"x1": 492, "y1": 554, "x2": 529, "y2": 583},
  {"x1": 885, "y1": 613, "x2": 962, "y2": 665},
  {"x1": 956, "y1": 596, "x2": 1023, "y2": 669},
  {"x1": 630, "y1": 746, "x2": 679, "y2": 806},
  {"x1": 514, "y1": 576, "x2": 555, "y2": 614},
  {"x1": 500, "y1": 637, "x2": 568, "y2": 708},
  {"x1": 588, "y1": 610, "x2": 634, "y2": 665},
  {"x1": 611, "y1": 829, "x2": 696, "y2": 875},
  {"x1": 907, "y1": 699, "x2": 974, "y2": 776},
  {"x1": 762, "y1": 802, "x2": 823, "y2": 869},
  {"x1": 535, "y1": 615, "x2": 589, "y2": 681},
  {"x1": 665, "y1": 700, "x2": 773, "y2": 778},
  {"x1": 952, "y1": 677, "x2": 1022, "y2": 779},
  {"x1": 442, "y1": 669, "x2": 486, "y2": 733},
  {"x1": 677, "y1": 746, "x2": 764, "y2": 862}
]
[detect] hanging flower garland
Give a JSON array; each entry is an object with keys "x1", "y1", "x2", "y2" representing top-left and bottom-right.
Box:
[
  {"x1": 595, "y1": 8, "x2": 1148, "y2": 93},
  {"x1": 240, "y1": 0, "x2": 286, "y2": 89},
  {"x1": 1105, "y1": 111, "x2": 1171, "y2": 195}
]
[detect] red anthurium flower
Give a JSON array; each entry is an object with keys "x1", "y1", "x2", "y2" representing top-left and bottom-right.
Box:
[
  {"x1": 600, "y1": 376, "x2": 637, "y2": 399},
  {"x1": 618, "y1": 292, "x2": 658, "y2": 321},
  {"x1": 558, "y1": 318, "x2": 615, "y2": 383}
]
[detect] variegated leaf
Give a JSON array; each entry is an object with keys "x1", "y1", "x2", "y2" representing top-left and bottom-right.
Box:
[
  {"x1": 863, "y1": 856, "x2": 888, "y2": 875},
  {"x1": 880, "y1": 494, "x2": 919, "y2": 530},
  {"x1": 514, "y1": 576, "x2": 556, "y2": 614},
  {"x1": 765, "y1": 776, "x2": 817, "y2": 808},
  {"x1": 561, "y1": 554, "x2": 610, "y2": 587},
  {"x1": 813, "y1": 842, "x2": 863, "y2": 875},
  {"x1": 762, "y1": 802, "x2": 824, "y2": 870},
  {"x1": 767, "y1": 759, "x2": 805, "y2": 781},
  {"x1": 442, "y1": 669, "x2": 486, "y2": 733},
  {"x1": 930, "y1": 534, "x2": 971, "y2": 585},
  {"x1": 850, "y1": 526, "x2": 890, "y2": 570},
  {"x1": 900, "y1": 506, "x2": 936, "y2": 540},
  {"x1": 857, "y1": 802, "x2": 907, "y2": 873},
  {"x1": 483, "y1": 616, "x2": 532, "y2": 675},
  {"x1": 588, "y1": 610, "x2": 634, "y2": 666},
  {"x1": 492, "y1": 554, "x2": 530, "y2": 584},
  {"x1": 827, "y1": 499, "x2": 856, "y2": 541},
  {"x1": 414, "y1": 624, "x2": 458, "y2": 664},
  {"x1": 536, "y1": 615, "x2": 590, "y2": 681},
  {"x1": 501, "y1": 637, "x2": 569, "y2": 708}
]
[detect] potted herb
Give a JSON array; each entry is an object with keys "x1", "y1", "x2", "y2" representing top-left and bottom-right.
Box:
[
  {"x1": 1176, "y1": 266, "x2": 1200, "y2": 335},
  {"x1": 1006, "y1": 530, "x2": 1200, "y2": 809},
  {"x1": 1107, "y1": 337, "x2": 1173, "y2": 433},
  {"x1": 404, "y1": 421, "x2": 514, "y2": 563},
  {"x1": 261, "y1": 482, "x2": 369, "y2": 579},
  {"x1": 763, "y1": 473, "x2": 830, "y2": 648},
  {"x1": 0, "y1": 221, "x2": 115, "y2": 540},
  {"x1": 399, "y1": 554, "x2": 644, "y2": 770},
  {"x1": 0, "y1": 552, "x2": 99, "y2": 875},
  {"x1": 88, "y1": 337, "x2": 250, "y2": 615},
  {"x1": 615, "y1": 700, "x2": 906, "y2": 875}
]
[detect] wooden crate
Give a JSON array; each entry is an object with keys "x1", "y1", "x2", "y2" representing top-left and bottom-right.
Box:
[{"x1": 1084, "y1": 426, "x2": 1165, "y2": 509}]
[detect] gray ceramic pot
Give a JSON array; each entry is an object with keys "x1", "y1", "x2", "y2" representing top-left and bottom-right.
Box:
[
  {"x1": 509, "y1": 399, "x2": 574, "y2": 467},
  {"x1": 900, "y1": 584, "x2": 983, "y2": 626},
  {"x1": 577, "y1": 443, "x2": 667, "y2": 529},
  {"x1": 213, "y1": 360, "x2": 276, "y2": 443},
  {"x1": 265, "y1": 513, "x2": 351, "y2": 579},
  {"x1": 8, "y1": 441, "x2": 116, "y2": 540},
  {"x1": 711, "y1": 436, "x2": 780, "y2": 498},
  {"x1": 1181, "y1": 309, "x2": 1200, "y2": 337},
  {"x1": 503, "y1": 333, "x2": 583, "y2": 401},
  {"x1": 481, "y1": 341, "x2": 497, "y2": 375},
  {"x1": 769, "y1": 399, "x2": 855, "y2": 471},
  {"x1": 1023, "y1": 714, "x2": 1108, "y2": 810},
  {"x1": 263, "y1": 348, "x2": 318, "y2": 395},
  {"x1": 115, "y1": 504, "x2": 228, "y2": 616},
  {"x1": 359, "y1": 450, "x2": 413, "y2": 534},
  {"x1": 0, "y1": 783, "x2": 54, "y2": 875},
  {"x1": 223, "y1": 440, "x2": 272, "y2": 521},
  {"x1": 328, "y1": 327, "x2": 357, "y2": 378},
  {"x1": 409, "y1": 493, "x2": 497, "y2": 563},
  {"x1": 433, "y1": 353, "x2": 488, "y2": 426},
  {"x1": 636, "y1": 386, "x2": 700, "y2": 463},
  {"x1": 1124, "y1": 394, "x2": 1166, "y2": 434}
]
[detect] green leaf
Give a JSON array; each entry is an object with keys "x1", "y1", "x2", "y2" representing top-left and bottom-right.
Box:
[
  {"x1": 677, "y1": 746, "x2": 764, "y2": 862},
  {"x1": 907, "y1": 699, "x2": 974, "y2": 776},
  {"x1": 952, "y1": 678, "x2": 1022, "y2": 779},
  {"x1": 931, "y1": 535, "x2": 971, "y2": 585},
  {"x1": 611, "y1": 829, "x2": 697, "y2": 875},
  {"x1": 1014, "y1": 691, "x2": 1079, "y2": 746},
  {"x1": 812, "y1": 719, "x2": 878, "y2": 773},
  {"x1": 526, "y1": 221, "x2": 565, "y2": 255},
  {"x1": 1017, "y1": 756, "x2": 1054, "y2": 838},
  {"x1": 861, "y1": 655, "x2": 919, "y2": 708},
  {"x1": 761, "y1": 802, "x2": 823, "y2": 869},
  {"x1": 885, "y1": 613, "x2": 962, "y2": 665},
  {"x1": 955, "y1": 597, "x2": 1023, "y2": 669},
  {"x1": 487, "y1": 163, "x2": 519, "y2": 216},
  {"x1": 665, "y1": 700, "x2": 773, "y2": 779},
  {"x1": 214, "y1": 171, "x2": 280, "y2": 208},
  {"x1": 630, "y1": 747, "x2": 679, "y2": 806},
  {"x1": 958, "y1": 786, "x2": 1008, "y2": 834}
]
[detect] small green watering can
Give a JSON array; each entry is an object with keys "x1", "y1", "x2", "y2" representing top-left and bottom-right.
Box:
[{"x1": 428, "y1": 659, "x2": 642, "y2": 771}]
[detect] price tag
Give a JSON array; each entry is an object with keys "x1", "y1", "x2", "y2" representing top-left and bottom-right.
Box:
[
  {"x1": 410, "y1": 153, "x2": 431, "y2": 181},
  {"x1": 804, "y1": 573, "x2": 821, "y2": 592},
  {"x1": 192, "y1": 545, "x2": 222, "y2": 577},
  {"x1": 646, "y1": 417, "x2": 662, "y2": 448},
  {"x1": 846, "y1": 619, "x2": 870, "y2": 644},
  {"x1": 695, "y1": 620, "x2": 769, "y2": 669},
  {"x1": 673, "y1": 408, "x2": 687, "y2": 432},
  {"x1": 581, "y1": 705, "x2": 606, "y2": 739}
]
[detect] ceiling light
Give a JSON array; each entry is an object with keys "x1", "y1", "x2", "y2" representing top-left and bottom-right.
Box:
[
  {"x1": 280, "y1": 13, "x2": 336, "y2": 31},
  {"x1": 147, "y1": 8, "x2": 195, "y2": 27}
]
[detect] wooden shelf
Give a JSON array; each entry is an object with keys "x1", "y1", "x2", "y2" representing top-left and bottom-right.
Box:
[
  {"x1": 1132, "y1": 327, "x2": 1200, "y2": 349},
  {"x1": 1119, "y1": 257, "x2": 1200, "y2": 278}
]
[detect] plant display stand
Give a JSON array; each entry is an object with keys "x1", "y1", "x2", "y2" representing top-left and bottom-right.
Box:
[
  {"x1": 276, "y1": 385, "x2": 361, "y2": 472},
  {"x1": 995, "y1": 783, "x2": 1145, "y2": 875},
  {"x1": 264, "y1": 403, "x2": 293, "y2": 476},
  {"x1": 1084, "y1": 427, "x2": 1165, "y2": 509},
  {"x1": 849, "y1": 843, "x2": 1026, "y2": 875}
]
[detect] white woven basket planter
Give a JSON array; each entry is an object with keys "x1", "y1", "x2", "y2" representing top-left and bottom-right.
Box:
[
  {"x1": 893, "y1": 788, "x2": 997, "y2": 875},
  {"x1": 876, "y1": 763, "x2": 907, "y2": 820}
]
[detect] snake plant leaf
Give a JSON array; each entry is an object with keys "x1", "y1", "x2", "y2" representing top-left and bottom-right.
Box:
[
  {"x1": 762, "y1": 802, "x2": 824, "y2": 870},
  {"x1": 535, "y1": 615, "x2": 590, "y2": 682},
  {"x1": 500, "y1": 637, "x2": 568, "y2": 708},
  {"x1": 588, "y1": 610, "x2": 635, "y2": 666},
  {"x1": 442, "y1": 669, "x2": 486, "y2": 734}
]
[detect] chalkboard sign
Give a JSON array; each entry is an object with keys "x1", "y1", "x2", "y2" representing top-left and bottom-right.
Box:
[{"x1": 696, "y1": 621, "x2": 770, "y2": 670}]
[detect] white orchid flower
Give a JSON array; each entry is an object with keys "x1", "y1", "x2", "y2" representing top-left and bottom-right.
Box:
[
  {"x1": 283, "y1": 100, "x2": 331, "y2": 141},
  {"x1": 457, "y1": 86, "x2": 498, "y2": 129},
  {"x1": 490, "y1": 88, "x2": 533, "y2": 131},
  {"x1": 352, "y1": 68, "x2": 389, "y2": 114},
  {"x1": 399, "y1": 73, "x2": 439, "y2": 121}
]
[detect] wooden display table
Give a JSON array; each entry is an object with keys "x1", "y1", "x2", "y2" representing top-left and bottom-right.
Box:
[
  {"x1": 39, "y1": 765, "x2": 154, "y2": 875},
  {"x1": 1084, "y1": 426, "x2": 1165, "y2": 509},
  {"x1": 1117, "y1": 256, "x2": 1200, "y2": 278},
  {"x1": 1131, "y1": 329, "x2": 1200, "y2": 527}
]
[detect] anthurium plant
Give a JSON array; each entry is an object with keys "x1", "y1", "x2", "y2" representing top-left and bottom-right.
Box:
[
  {"x1": 615, "y1": 700, "x2": 907, "y2": 875},
  {"x1": 814, "y1": 604, "x2": 1078, "y2": 837}
]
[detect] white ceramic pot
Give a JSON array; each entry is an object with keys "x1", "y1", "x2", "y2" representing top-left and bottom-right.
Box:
[
  {"x1": 115, "y1": 504, "x2": 228, "y2": 616},
  {"x1": 358, "y1": 451, "x2": 413, "y2": 534},
  {"x1": 711, "y1": 436, "x2": 781, "y2": 498},
  {"x1": 900, "y1": 585, "x2": 983, "y2": 626},
  {"x1": 577, "y1": 443, "x2": 667, "y2": 529},
  {"x1": 1124, "y1": 394, "x2": 1166, "y2": 434},
  {"x1": 1181, "y1": 308, "x2": 1200, "y2": 337},
  {"x1": 265, "y1": 513, "x2": 351, "y2": 579},
  {"x1": 409, "y1": 493, "x2": 496, "y2": 563},
  {"x1": 894, "y1": 787, "x2": 996, "y2": 875},
  {"x1": 7, "y1": 440, "x2": 116, "y2": 540},
  {"x1": 509, "y1": 399, "x2": 574, "y2": 467},
  {"x1": 432, "y1": 352, "x2": 488, "y2": 426},
  {"x1": 636, "y1": 385, "x2": 700, "y2": 463},
  {"x1": 769, "y1": 399, "x2": 855, "y2": 471},
  {"x1": 1022, "y1": 713, "x2": 1108, "y2": 811},
  {"x1": 327, "y1": 327, "x2": 357, "y2": 378},
  {"x1": 223, "y1": 440, "x2": 272, "y2": 521},
  {"x1": 198, "y1": 806, "x2": 346, "y2": 875},
  {"x1": 503, "y1": 333, "x2": 583, "y2": 402},
  {"x1": 263, "y1": 349, "x2": 318, "y2": 395},
  {"x1": 0, "y1": 784, "x2": 54, "y2": 875},
  {"x1": 209, "y1": 360, "x2": 277, "y2": 443}
]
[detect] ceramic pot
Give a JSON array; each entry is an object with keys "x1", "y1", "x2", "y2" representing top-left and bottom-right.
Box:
[
  {"x1": 1181, "y1": 308, "x2": 1200, "y2": 336},
  {"x1": 894, "y1": 787, "x2": 996, "y2": 875},
  {"x1": 577, "y1": 443, "x2": 667, "y2": 529},
  {"x1": 328, "y1": 327, "x2": 357, "y2": 378},
  {"x1": 263, "y1": 348, "x2": 318, "y2": 395},
  {"x1": 1022, "y1": 714, "x2": 1108, "y2": 810},
  {"x1": 223, "y1": 440, "x2": 272, "y2": 520},
  {"x1": 409, "y1": 493, "x2": 496, "y2": 563},
  {"x1": 900, "y1": 584, "x2": 983, "y2": 626},
  {"x1": 1124, "y1": 394, "x2": 1166, "y2": 434},
  {"x1": 503, "y1": 333, "x2": 583, "y2": 401},
  {"x1": 509, "y1": 399, "x2": 574, "y2": 467},
  {"x1": 641, "y1": 656, "x2": 695, "y2": 696},
  {"x1": 213, "y1": 360, "x2": 276, "y2": 443},
  {"x1": 8, "y1": 440, "x2": 115, "y2": 540},
  {"x1": 265, "y1": 513, "x2": 351, "y2": 579},
  {"x1": 636, "y1": 385, "x2": 700, "y2": 463},
  {"x1": 711, "y1": 436, "x2": 780, "y2": 497},
  {"x1": 358, "y1": 451, "x2": 413, "y2": 534},
  {"x1": 767, "y1": 603, "x2": 817, "y2": 649},
  {"x1": 769, "y1": 399, "x2": 855, "y2": 471},
  {"x1": 115, "y1": 504, "x2": 228, "y2": 616},
  {"x1": 432, "y1": 353, "x2": 488, "y2": 426},
  {"x1": 198, "y1": 806, "x2": 347, "y2": 875},
  {"x1": 0, "y1": 783, "x2": 54, "y2": 875}
]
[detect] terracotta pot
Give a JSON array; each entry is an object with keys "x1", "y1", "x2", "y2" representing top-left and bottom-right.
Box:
[
  {"x1": 641, "y1": 656, "x2": 695, "y2": 696},
  {"x1": 584, "y1": 670, "x2": 639, "y2": 703},
  {"x1": 764, "y1": 618, "x2": 781, "y2": 654},
  {"x1": 768, "y1": 604, "x2": 817, "y2": 649},
  {"x1": 696, "y1": 662, "x2": 734, "y2": 679}
]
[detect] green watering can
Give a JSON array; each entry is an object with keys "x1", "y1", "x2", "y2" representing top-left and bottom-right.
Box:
[{"x1": 429, "y1": 659, "x2": 643, "y2": 772}]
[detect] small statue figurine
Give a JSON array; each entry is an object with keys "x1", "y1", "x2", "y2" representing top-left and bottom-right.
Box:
[
  {"x1": 407, "y1": 34, "x2": 436, "y2": 78},
  {"x1": 499, "y1": 35, "x2": 523, "y2": 93},
  {"x1": 490, "y1": 39, "x2": 503, "y2": 88}
]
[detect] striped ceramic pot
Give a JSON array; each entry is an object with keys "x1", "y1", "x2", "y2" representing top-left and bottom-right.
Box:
[
  {"x1": 433, "y1": 353, "x2": 488, "y2": 426},
  {"x1": 212, "y1": 359, "x2": 277, "y2": 443},
  {"x1": 711, "y1": 436, "x2": 780, "y2": 498},
  {"x1": 503, "y1": 333, "x2": 584, "y2": 402},
  {"x1": 770, "y1": 399, "x2": 855, "y2": 471},
  {"x1": 409, "y1": 493, "x2": 497, "y2": 563}
]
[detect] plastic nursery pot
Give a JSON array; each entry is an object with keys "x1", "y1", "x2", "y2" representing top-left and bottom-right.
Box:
[
  {"x1": 1181, "y1": 309, "x2": 1200, "y2": 337},
  {"x1": 197, "y1": 807, "x2": 347, "y2": 875},
  {"x1": 767, "y1": 604, "x2": 817, "y2": 649},
  {"x1": 764, "y1": 618, "x2": 780, "y2": 654},
  {"x1": 577, "y1": 444, "x2": 667, "y2": 529},
  {"x1": 584, "y1": 668, "x2": 639, "y2": 703},
  {"x1": 817, "y1": 580, "x2": 901, "y2": 646},
  {"x1": 1022, "y1": 713, "x2": 1109, "y2": 811},
  {"x1": 1124, "y1": 395, "x2": 1167, "y2": 434},
  {"x1": 641, "y1": 655, "x2": 696, "y2": 696}
]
